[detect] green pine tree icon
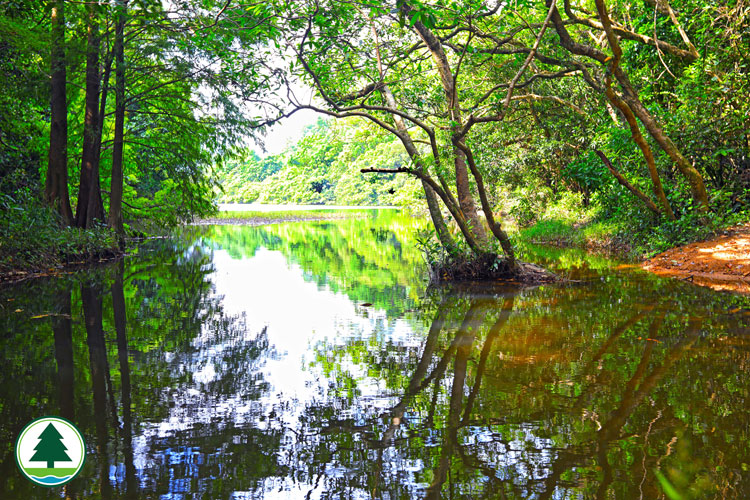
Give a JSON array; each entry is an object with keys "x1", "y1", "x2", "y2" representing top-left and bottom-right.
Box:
[{"x1": 30, "y1": 423, "x2": 71, "y2": 468}]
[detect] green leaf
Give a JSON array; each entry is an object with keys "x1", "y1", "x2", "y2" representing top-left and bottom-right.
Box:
[{"x1": 654, "y1": 469, "x2": 685, "y2": 500}]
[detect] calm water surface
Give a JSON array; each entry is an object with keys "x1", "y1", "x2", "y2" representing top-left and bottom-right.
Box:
[{"x1": 1, "y1": 211, "x2": 749, "y2": 499}]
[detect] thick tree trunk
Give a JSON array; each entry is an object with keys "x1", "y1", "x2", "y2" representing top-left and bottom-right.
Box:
[
  {"x1": 109, "y1": 0, "x2": 126, "y2": 234},
  {"x1": 421, "y1": 181, "x2": 457, "y2": 251},
  {"x1": 76, "y1": 1, "x2": 103, "y2": 228},
  {"x1": 45, "y1": 0, "x2": 73, "y2": 226},
  {"x1": 452, "y1": 149, "x2": 487, "y2": 243}
]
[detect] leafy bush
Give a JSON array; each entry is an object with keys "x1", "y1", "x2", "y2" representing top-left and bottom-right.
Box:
[{"x1": 0, "y1": 192, "x2": 119, "y2": 275}]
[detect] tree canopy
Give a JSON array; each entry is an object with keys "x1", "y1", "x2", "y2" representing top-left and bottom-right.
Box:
[{"x1": 0, "y1": 0, "x2": 747, "y2": 261}]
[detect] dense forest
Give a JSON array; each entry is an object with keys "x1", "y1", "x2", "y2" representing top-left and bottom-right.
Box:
[{"x1": 0, "y1": 0, "x2": 748, "y2": 273}]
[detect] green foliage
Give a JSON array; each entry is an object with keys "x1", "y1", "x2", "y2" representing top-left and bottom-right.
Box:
[
  {"x1": 218, "y1": 118, "x2": 420, "y2": 207},
  {"x1": 1, "y1": 0, "x2": 748, "y2": 265},
  {"x1": 0, "y1": 190, "x2": 118, "y2": 275},
  {"x1": 563, "y1": 151, "x2": 609, "y2": 194}
]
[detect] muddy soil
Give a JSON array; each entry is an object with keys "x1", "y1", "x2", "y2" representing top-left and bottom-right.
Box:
[{"x1": 642, "y1": 223, "x2": 750, "y2": 294}]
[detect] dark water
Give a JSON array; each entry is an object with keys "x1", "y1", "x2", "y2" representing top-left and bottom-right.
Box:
[{"x1": 1, "y1": 211, "x2": 749, "y2": 499}]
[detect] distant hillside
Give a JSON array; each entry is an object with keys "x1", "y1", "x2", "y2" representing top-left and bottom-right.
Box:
[{"x1": 217, "y1": 118, "x2": 421, "y2": 206}]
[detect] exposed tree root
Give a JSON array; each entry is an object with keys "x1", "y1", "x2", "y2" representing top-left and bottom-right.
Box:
[{"x1": 429, "y1": 253, "x2": 558, "y2": 284}]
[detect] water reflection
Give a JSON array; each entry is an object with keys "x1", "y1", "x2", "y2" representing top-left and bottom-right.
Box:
[{"x1": 0, "y1": 213, "x2": 749, "y2": 498}]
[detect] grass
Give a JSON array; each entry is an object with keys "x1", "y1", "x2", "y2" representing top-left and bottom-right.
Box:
[
  {"x1": 24, "y1": 468, "x2": 78, "y2": 477},
  {"x1": 0, "y1": 197, "x2": 121, "y2": 279},
  {"x1": 515, "y1": 218, "x2": 625, "y2": 254},
  {"x1": 516, "y1": 209, "x2": 749, "y2": 260}
]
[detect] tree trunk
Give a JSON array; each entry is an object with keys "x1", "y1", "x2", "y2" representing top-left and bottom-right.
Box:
[
  {"x1": 548, "y1": 0, "x2": 710, "y2": 212},
  {"x1": 614, "y1": 75, "x2": 710, "y2": 212},
  {"x1": 91, "y1": 50, "x2": 113, "y2": 228},
  {"x1": 45, "y1": 0, "x2": 73, "y2": 226},
  {"x1": 365, "y1": 19, "x2": 457, "y2": 254},
  {"x1": 595, "y1": 150, "x2": 663, "y2": 215},
  {"x1": 459, "y1": 142, "x2": 517, "y2": 266},
  {"x1": 109, "y1": 0, "x2": 126, "y2": 234},
  {"x1": 591, "y1": 0, "x2": 709, "y2": 213},
  {"x1": 76, "y1": 1, "x2": 103, "y2": 228},
  {"x1": 379, "y1": 84, "x2": 456, "y2": 252},
  {"x1": 604, "y1": 82, "x2": 675, "y2": 219},
  {"x1": 408, "y1": 15, "x2": 488, "y2": 245}
]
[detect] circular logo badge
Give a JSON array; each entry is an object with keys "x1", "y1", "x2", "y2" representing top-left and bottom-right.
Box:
[{"x1": 15, "y1": 416, "x2": 86, "y2": 487}]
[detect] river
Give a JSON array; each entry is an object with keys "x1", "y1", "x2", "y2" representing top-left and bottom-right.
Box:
[{"x1": 1, "y1": 210, "x2": 748, "y2": 498}]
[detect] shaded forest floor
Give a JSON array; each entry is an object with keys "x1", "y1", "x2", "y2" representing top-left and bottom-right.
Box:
[{"x1": 642, "y1": 223, "x2": 750, "y2": 294}]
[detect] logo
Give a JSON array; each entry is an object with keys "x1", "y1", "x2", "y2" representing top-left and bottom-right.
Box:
[{"x1": 15, "y1": 416, "x2": 86, "y2": 487}]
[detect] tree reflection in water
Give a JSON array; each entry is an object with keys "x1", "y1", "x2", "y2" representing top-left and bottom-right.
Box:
[{"x1": 0, "y1": 216, "x2": 748, "y2": 499}]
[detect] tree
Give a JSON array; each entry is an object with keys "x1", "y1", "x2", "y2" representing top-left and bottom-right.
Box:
[
  {"x1": 75, "y1": 0, "x2": 104, "y2": 228},
  {"x1": 30, "y1": 423, "x2": 71, "y2": 468},
  {"x1": 45, "y1": 0, "x2": 73, "y2": 225},
  {"x1": 264, "y1": 0, "x2": 527, "y2": 264},
  {"x1": 108, "y1": 0, "x2": 127, "y2": 234},
  {"x1": 542, "y1": 0, "x2": 710, "y2": 212}
]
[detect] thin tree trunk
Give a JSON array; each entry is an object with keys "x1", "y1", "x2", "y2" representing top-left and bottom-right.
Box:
[
  {"x1": 459, "y1": 141, "x2": 517, "y2": 266},
  {"x1": 76, "y1": 1, "x2": 102, "y2": 228},
  {"x1": 595, "y1": 150, "x2": 663, "y2": 215},
  {"x1": 548, "y1": 0, "x2": 710, "y2": 212},
  {"x1": 367, "y1": 20, "x2": 456, "y2": 252},
  {"x1": 109, "y1": 0, "x2": 127, "y2": 234},
  {"x1": 592, "y1": 0, "x2": 709, "y2": 213},
  {"x1": 604, "y1": 82, "x2": 675, "y2": 219},
  {"x1": 91, "y1": 50, "x2": 114, "y2": 228},
  {"x1": 407, "y1": 14, "x2": 488, "y2": 244},
  {"x1": 381, "y1": 103, "x2": 455, "y2": 251},
  {"x1": 615, "y1": 79, "x2": 709, "y2": 212},
  {"x1": 45, "y1": 0, "x2": 73, "y2": 225}
]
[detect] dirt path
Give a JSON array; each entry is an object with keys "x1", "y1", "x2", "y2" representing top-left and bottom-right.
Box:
[{"x1": 642, "y1": 223, "x2": 750, "y2": 294}]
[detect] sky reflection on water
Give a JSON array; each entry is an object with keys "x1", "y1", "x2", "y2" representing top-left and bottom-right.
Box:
[{"x1": 1, "y1": 212, "x2": 749, "y2": 499}]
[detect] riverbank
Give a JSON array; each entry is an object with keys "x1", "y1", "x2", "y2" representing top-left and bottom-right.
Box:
[
  {"x1": 192, "y1": 209, "x2": 367, "y2": 226},
  {"x1": 516, "y1": 219, "x2": 632, "y2": 257},
  {"x1": 0, "y1": 203, "x2": 123, "y2": 285},
  {"x1": 518, "y1": 218, "x2": 750, "y2": 294},
  {"x1": 642, "y1": 223, "x2": 750, "y2": 294},
  {"x1": 0, "y1": 227, "x2": 123, "y2": 285}
]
